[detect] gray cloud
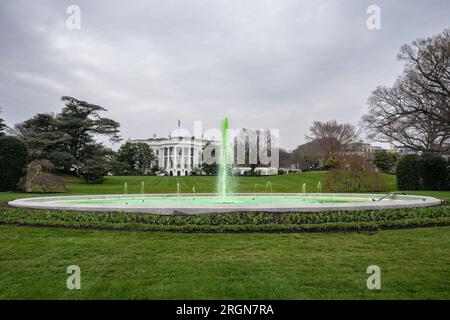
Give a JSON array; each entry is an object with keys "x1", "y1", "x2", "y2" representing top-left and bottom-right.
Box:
[{"x1": 1, "y1": 0, "x2": 449, "y2": 149}]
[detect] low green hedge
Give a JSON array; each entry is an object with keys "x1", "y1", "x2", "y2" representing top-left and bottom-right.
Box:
[{"x1": 0, "y1": 205, "x2": 449, "y2": 232}]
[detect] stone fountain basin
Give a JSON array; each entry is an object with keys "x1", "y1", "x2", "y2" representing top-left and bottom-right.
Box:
[{"x1": 8, "y1": 193, "x2": 442, "y2": 215}]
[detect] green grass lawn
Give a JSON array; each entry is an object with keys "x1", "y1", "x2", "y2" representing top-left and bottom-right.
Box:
[
  {"x1": 1, "y1": 172, "x2": 449, "y2": 300},
  {"x1": 0, "y1": 225, "x2": 449, "y2": 299},
  {"x1": 0, "y1": 171, "x2": 399, "y2": 204},
  {"x1": 69, "y1": 172, "x2": 334, "y2": 194}
]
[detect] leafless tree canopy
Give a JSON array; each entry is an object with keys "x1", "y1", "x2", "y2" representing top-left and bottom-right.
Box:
[
  {"x1": 290, "y1": 140, "x2": 326, "y2": 170},
  {"x1": 306, "y1": 120, "x2": 359, "y2": 161},
  {"x1": 362, "y1": 29, "x2": 450, "y2": 153}
]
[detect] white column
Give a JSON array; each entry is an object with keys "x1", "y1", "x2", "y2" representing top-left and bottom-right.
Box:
[
  {"x1": 164, "y1": 147, "x2": 167, "y2": 169},
  {"x1": 173, "y1": 147, "x2": 177, "y2": 169},
  {"x1": 193, "y1": 145, "x2": 199, "y2": 168},
  {"x1": 188, "y1": 148, "x2": 191, "y2": 169}
]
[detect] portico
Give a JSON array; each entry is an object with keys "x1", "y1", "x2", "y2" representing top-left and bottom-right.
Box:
[{"x1": 131, "y1": 135, "x2": 206, "y2": 176}]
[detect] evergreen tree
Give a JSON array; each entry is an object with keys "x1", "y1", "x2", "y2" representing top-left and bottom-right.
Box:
[
  {"x1": 117, "y1": 142, "x2": 156, "y2": 175},
  {"x1": 13, "y1": 97, "x2": 121, "y2": 175},
  {"x1": 0, "y1": 109, "x2": 7, "y2": 135}
]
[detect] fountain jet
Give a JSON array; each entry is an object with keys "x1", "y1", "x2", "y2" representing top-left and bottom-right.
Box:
[{"x1": 218, "y1": 117, "x2": 229, "y2": 202}]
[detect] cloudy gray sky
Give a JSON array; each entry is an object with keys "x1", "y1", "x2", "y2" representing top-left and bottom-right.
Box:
[{"x1": 1, "y1": 0, "x2": 449, "y2": 150}]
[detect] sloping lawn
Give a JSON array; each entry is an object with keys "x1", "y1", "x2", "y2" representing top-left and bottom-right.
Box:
[
  {"x1": 0, "y1": 225, "x2": 449, "y2": 299},
  {"x1": 0, "y1": 172, "x2": 398, "y2": 205}
]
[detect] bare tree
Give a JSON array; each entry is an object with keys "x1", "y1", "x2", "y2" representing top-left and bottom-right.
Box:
[
  {"x1": 305, "y1": 120, "x2": 359, "y2": 161},
  {"x1": 291, "y1": 140, "x2": 325, "y2": 170},
  {"x1": 362, "y1": 29, "x2": 450, "y2": 153}
]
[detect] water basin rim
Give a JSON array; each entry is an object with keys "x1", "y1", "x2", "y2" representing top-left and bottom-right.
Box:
[{"x1": 9, "y1": 193, "x2": 440, "y2": 204}]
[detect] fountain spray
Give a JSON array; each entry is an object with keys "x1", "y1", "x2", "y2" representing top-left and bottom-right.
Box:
[{"x1": 218, "y1": 117, "x2": 229, "y2": 202}]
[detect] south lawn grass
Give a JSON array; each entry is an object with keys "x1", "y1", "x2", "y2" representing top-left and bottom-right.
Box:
[
  {"x1": 1, "y1": 172, "x2": 449, "y2": 299},
  {"x1": 0, "y1": 225, "x2": 449, "y2": 299},
  {"x1": 1, "y1": 171, "x2": 447, "y2": 203},
  {"x1": 1, "y1": 171, "x2": 399, "y2": 204}
]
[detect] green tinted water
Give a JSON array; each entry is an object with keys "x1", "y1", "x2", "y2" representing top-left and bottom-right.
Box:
[{"x1": 53, "y1": 196, "x2": 368, "y2": 206}]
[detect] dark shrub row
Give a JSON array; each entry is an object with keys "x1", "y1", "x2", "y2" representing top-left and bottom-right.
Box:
[
  {"x1": 397, "y1": 154, "x2": 449, "y2": 191},
  {"x1": 0, "y1": 205, "x2": 448, "y2": 232}
]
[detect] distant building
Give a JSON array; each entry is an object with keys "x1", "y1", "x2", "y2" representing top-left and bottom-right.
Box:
[
  {"x1": 394, "y1": 146, "x2": 419, "y2": 155},
  {"x1": 232, "y1": 167, "x2": 278, "y2": 176},
  {"x1": 130, "y1": 135, "x2": 208, "y2": 176},
  {"x1": 255, "y1": 167, "x2": 278, "y2": 175},
  {"x1": 345, "y1": 143, "x2": 387, "y2": 161}
]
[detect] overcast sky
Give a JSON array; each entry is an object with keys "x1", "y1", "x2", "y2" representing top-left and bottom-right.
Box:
[{"x1": 1, "y1": 0, "x2": 449, "y2": 150}]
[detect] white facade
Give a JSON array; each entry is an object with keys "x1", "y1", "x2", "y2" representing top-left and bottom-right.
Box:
[
  {"x1": 231, "y1": 167, "x2": 279, "y2": 176},
  {"x1": 131, "y1": 136, "x2": 207, "y2": 176}
]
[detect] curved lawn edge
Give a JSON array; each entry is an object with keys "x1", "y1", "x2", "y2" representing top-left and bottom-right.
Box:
[
  {"x1": 0, "y1": 205, "x2": 449, "y2": 233},
  {"x1": 2, "y1": 217, "x2": 450, "y2": 233}
]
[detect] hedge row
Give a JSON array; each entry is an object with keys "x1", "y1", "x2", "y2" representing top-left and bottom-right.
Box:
[
  {"x1": 397, "y1": 154, "x2": 449, "y2": 191},
  {"x1": 0, "y1": 206, "x2": 449, "y2": 232}
]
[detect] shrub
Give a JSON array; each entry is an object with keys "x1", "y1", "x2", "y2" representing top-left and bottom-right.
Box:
[
  {"x1": 80, "y1": 160, "x2": 109, "y2": 184},
  {"x1": 420, "y1": 153, "x2": 449, "y2": 191},
  {"x1": 18, "y1": 160, "x2": 67, "y2": 192},
  {"x1": 324, "y1": 155, "x2": 386, "y2": 192},
  {"x1": 396, "y1": 154, "x2": 421, "y2": 190},
  {"x1": 397, "y1": 153, "x2": 449, "y2": 191},
  {"x1": 374, "y1": 150, "x2": 398, "y2": 173},
  {"x1": 0, "y1": 136, "x2": 28, "y2": 191},
  {"x1": 323, "y1": 159, "x2": 340, "y2": 170},
  {"x1": 110, "y1": 160, "x2": 132, "y2": 176},
  {"x1": 448, "y1": 158, "x2": 450, "y2": 185},
  {"x1": 0, "y1": 206, "x2": 449, "y2": 233}
]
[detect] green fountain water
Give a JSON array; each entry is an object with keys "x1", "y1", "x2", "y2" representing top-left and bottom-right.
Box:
[
  {"x1": 253, "y1": 183, "x2": 260, "y2": 200},
  {"x1": 218, "y1": 117, "x2": 230, "y2": 202},
  {"x1": 21, "y1": 113, "x2": 429, "y2": 212},
  {"x1": 266, "y1": 181, "x2": 272, "y2": 193}
]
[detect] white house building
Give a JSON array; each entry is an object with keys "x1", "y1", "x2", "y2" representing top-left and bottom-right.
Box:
[{"x1": 131, "y1": 135, "x2": 208, "y2": 176}]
